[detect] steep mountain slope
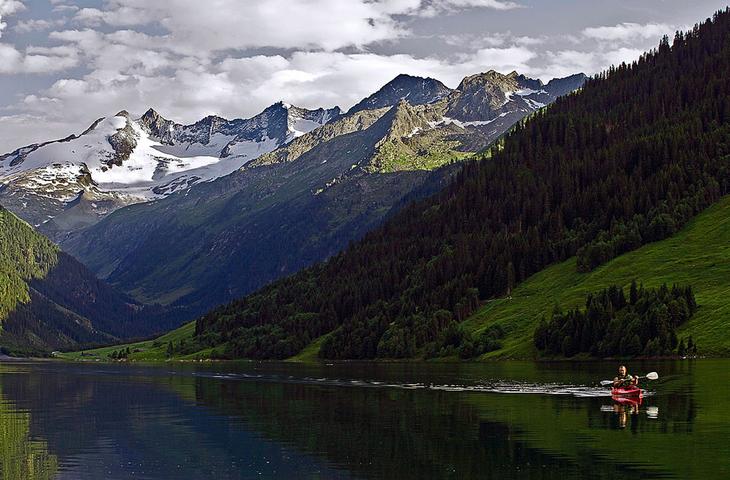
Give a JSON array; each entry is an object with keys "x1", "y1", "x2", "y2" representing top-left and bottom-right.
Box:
[
  {"x1": 0, "y1": 206, "x2": 174, "y2": 354},
  {"x1": 0, "y1": 103, "x2": 339, "y2": 241},
  {"x1": 192, "y1": 10, "x2": 730, "y2": 360},
  {"x1": 63, "y1": 70, "x2": 583, "y2": 320}
]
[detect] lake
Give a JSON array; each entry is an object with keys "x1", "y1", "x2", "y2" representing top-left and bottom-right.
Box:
[{"x1": 0, "y1": 359, "x2": 727, "y2": 479}]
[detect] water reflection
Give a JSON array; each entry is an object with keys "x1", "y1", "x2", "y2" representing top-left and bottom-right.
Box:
[
  {"x1": 0, "y1": 360, "x2": 726, "y2": 480},
  {"x1": 0, "y1": 389, "x2": 58, "y2": 479}
]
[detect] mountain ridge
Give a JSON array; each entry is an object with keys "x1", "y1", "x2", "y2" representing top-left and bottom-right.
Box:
[{"x1": 346, "y1": 73, "x2": 452, "y2": 115}]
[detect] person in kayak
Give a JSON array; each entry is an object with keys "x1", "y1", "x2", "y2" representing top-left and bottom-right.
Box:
[{"x1": 613, "y1": 365, "x2": 638, "y2": 388}]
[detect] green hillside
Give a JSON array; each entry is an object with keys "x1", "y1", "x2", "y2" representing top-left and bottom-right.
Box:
[
  {"x1": 55, "y1": 321, "x2": 201, "y2": 362},
  {"x1": 62, "y1": 11, "x2": 730, "y2": 363},
  {"x1": 461, "y1": 195, "x2": 730, "y2": 359},
  {"x1": 0, "y1": 206, "x2": 59, "y2": 321}
]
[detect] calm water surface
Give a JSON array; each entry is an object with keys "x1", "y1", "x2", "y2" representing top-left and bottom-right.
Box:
[{"x1": 0, "y1": 359, "x2": 728, "y2": 479}]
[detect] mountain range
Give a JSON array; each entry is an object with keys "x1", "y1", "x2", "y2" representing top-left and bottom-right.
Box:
[
  {"x1": 59, "y1": 71, "x2": 584, "y2": 316},
  {"x1": 0, "y1": 68, "x2": 585, "y2": 351}
]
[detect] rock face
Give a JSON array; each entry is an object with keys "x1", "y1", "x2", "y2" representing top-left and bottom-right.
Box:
[{"x1": 60, "y1": 70, "x2": 585, "y2": 320}]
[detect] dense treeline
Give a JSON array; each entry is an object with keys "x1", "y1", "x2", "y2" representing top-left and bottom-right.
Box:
[
  {"x1": 196, "y1": 9, "x2": 730, "y2": 359},
  {"x1": 534, "y1": 282, "x2": 697, "y2": 357}
]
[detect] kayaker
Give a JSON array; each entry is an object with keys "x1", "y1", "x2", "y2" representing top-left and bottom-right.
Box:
[{"x1": 613, "y1": 365, "x2": 638, "y2": 388}]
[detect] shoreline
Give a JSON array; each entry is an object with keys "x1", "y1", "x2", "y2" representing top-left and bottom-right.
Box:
[{"x1": 47, "y1": 353, "x2": 711, "y2": 366}]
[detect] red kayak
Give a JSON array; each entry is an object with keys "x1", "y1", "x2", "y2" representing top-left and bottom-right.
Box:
[{"x1": 611, "y1": 386, "x2": 642, "y2": 397}]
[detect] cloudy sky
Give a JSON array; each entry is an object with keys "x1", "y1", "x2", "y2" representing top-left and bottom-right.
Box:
[{"x1": 0, "y1": 0, "x2": 727, "y2": 151}]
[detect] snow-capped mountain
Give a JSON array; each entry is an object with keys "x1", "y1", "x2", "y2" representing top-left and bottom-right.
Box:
[{"x1": 0, "y1": 102, "x2": 340, "y2": 237}]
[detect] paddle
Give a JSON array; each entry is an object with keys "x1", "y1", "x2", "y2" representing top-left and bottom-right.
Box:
[{"x1": 600, "y1": 371, "x2": 659, "y2": 386}]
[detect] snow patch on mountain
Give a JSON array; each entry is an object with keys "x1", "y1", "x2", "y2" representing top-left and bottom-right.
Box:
[
  {"x1": 152, "y1": 132, "x2": 237, "y2": 158},
  {"x1": 427, "y1": 113, "x2": 510, "y2": 130}
]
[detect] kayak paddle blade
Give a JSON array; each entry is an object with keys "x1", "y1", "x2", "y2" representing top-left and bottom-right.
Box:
[
  {"x1": 600, "y1": 380, "x2": 614, "y2": 386},
  {"x1": 645, "y1": 371, "x2": 659, "y2": 380}
]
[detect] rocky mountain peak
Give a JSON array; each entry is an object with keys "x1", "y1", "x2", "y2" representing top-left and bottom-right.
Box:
[
  {"x1": 138, "y1": 108, "x2": 177, "y2": 144},
  {"x1": 197, "y1": 114, "x2": 228, "y2": 127},
  {"x1": 140, "y1": 108, "x2": 163, "y2": 122},
  {"x1": 450, "y1": 71, "x2": 520, "y2": 120},
  {"x1": 456, "y1": 70, "x2": 516, "y2": 92},
  {"x1": 447, "y1": 70, "x2": 586, "y2": 122},
  {"x1": 368, "y1": 99, "x2": 429, "y2": 145},
  {"x1": 347, "y1": 74, "x2": 452, "y2": 115}
]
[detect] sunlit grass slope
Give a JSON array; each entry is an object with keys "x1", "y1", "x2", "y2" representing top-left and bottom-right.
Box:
[
  {"x1": 463, "y1": 195, "x2": 730, "y2": 359},
  {"x1": 56, "y1": 321, "x2": 202, "y2": 362}
]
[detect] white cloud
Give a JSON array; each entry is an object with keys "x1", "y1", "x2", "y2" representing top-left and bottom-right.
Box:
[
  {"x1": 533, "y1": 46, "x2": 650, "y2": 80},
  {"x1": 443, "y1": 32, "x2": 542, "y2": 50},
  {"x1": 73, "y1": 0, "x2": 411, "y2": 53},
  {"x1": 0, "y1": 43, "x2": 78, "y2": 73},
  {"x1": 71, "y1": 0, "x2": 525, "y2": 54},
  {"x1": 15, "y1": 18, "x2": 63, "y2": 33},
  {"x1": 0, "y1": 0, "x2": 23, "y2": 14},
  {"x1": 582, "y1": 22, "x2": 675, "y2": 42},
  {"x1": 0, "y1": 0, "x2": 77, "y2": 74},
  {"x1": 467, "y1": 45, "x2": 536, "y2": 73},
  {"x1": 526, "y1": 21, "x2": 680, "y2": 80},
  {"x1": 52, "y1": 4, "x2": 78, "y2": 13},
  {"x1": 0, "y1": 0, "x2": 25, "y2": 38},
  {"x1": 419, "y1": 0, "x2": 523, "y2": 16}
]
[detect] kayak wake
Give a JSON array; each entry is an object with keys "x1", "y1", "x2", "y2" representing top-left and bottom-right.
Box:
[{"x1": 190, "y1": 371, "x2": 649, "y2": 398}]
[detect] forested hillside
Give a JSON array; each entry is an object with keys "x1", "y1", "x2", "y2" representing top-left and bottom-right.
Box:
[
  {"x1": 0, "y1": 206, "x2": 179, "y2": 354},
  {"x1": 195, "y1": 10, "x2": 730, "y2": 360}
]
